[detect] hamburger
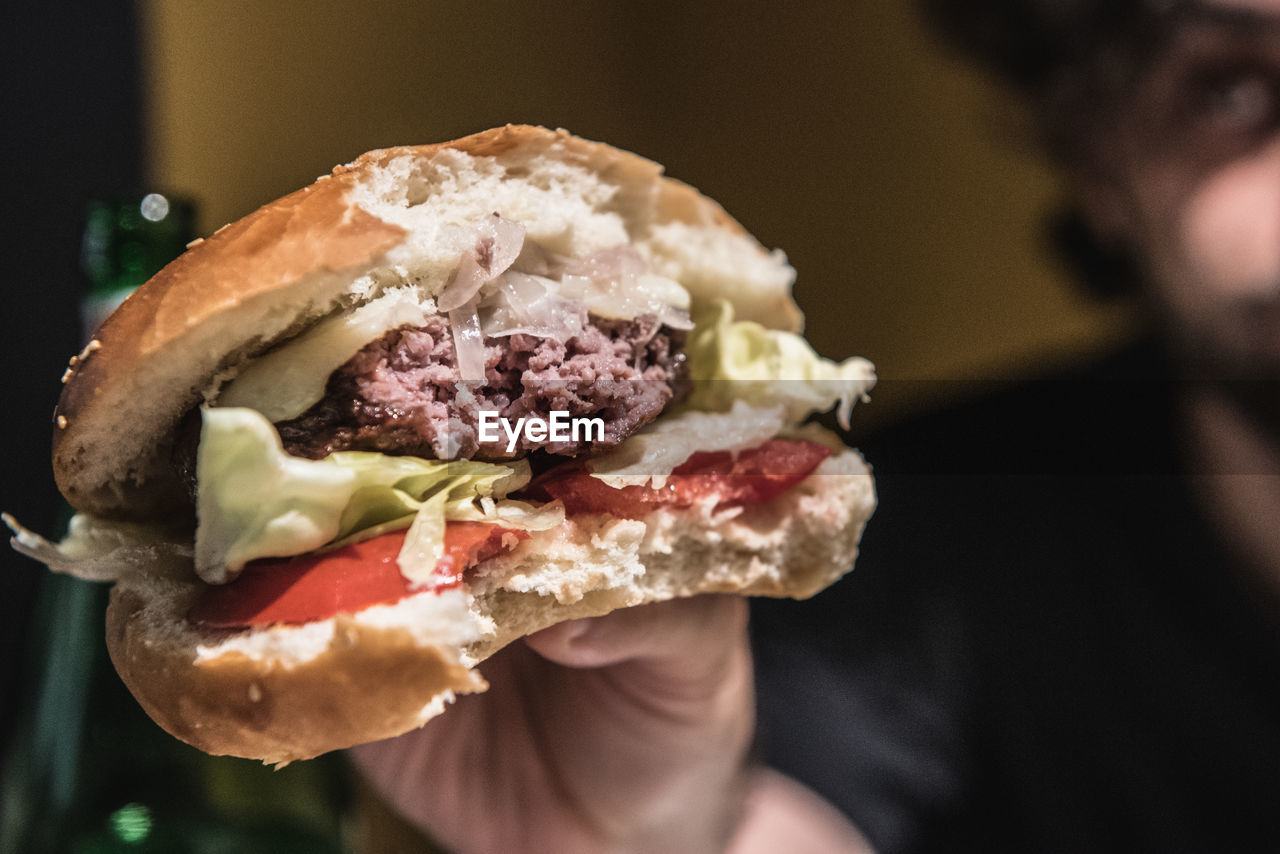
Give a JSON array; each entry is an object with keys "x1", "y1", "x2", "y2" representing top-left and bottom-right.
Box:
[{"x1": 8, "y1": 126, "x2": 876, "y2": 765}]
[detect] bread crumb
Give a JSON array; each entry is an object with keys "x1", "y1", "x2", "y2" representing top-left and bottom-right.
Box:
[
  {"x1": 56, "y1": 415, "x2": 68, "y2": 429},
  {"x1": 248, "y1": 683, "x2": 263, "y2": 702},
  {"x1": 62, "y1": 367, "x2": 73, "y2": 383},
  {"x1": 186, "y1": 237, "x2": 205, "y2": 249}
]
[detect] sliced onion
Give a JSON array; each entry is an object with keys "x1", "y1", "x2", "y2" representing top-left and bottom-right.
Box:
[
  {"x1": 656, "y1": 305, "x2": 695, "y2": 331},
  {"x1": 438, "y1": 214, "x2": 527, "y2": 312},
  {"x1": 486, "y1": 214, "x2": 526, "y2": 277},
  {"x1": 446, "y1": 496, "x2": 566, "y2": 531},
  {"x1": 438, "y1": 250, "x2": 488, "y2": 313},
  {"x1": 482, "y1": 272, "x2": 585, "y2": 341},
  {"x1": 557, "y1": 273, "x2": 591, "y2": 301},
  {"x1": 397, "y1": 491, "x2": 449, "y2": 584},
  {"x1": 496, "y1": 271, "x2": 552, "y2": 314},
  {"x1": 481, "y1": 272, "x2": 545, "y2": 335},
  {"x1": 565, "y1": 247, "x2": 693, "y2": 327},
  {"x1": 583, "y1": 282, "x2": 656, "y2": 323},
  {"x1": 511, "y1": 240, "x2": 562, "y2": 277},
  {"x1": 456, "y1": 237, "x2": 693, "y2": 346},
  {"x1": 588, "y1": 403, "x2": 788, "y2": 489},
  {"x1": 564, "y1": 245, "x2": 645, "y2": 280},
  {"x1": 448, "y1": 299, "x2": 487, "y2": 383}
]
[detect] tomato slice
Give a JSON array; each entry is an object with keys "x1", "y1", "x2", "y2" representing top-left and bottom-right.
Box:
[
  {"x1": 190, "y1": 523, "x2": 527, "y2": 629},
  {"x1": 527, "y1": 439, "x2": 832, "y2": 519}
]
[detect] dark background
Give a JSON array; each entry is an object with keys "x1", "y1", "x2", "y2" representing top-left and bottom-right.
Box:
[{"x1": 1, "y1": 0, "x2": 144, "y2": 758}]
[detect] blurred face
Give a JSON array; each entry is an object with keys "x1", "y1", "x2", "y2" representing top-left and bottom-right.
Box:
[{"x1": 1099, "y1": 0, "x2": 1280, "y2": 380}]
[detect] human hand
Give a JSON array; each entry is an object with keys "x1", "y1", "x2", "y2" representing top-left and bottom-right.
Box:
[{"x1": 350, "y1": 595, "x2": 755, "y2": 854}]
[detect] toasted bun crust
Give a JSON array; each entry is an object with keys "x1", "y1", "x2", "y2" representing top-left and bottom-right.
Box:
[
  {"x1": 106, "y1": 445, "x2": 874, "y2": 764},
  {"x1": 107, "y1": 586, "x2": 486, "y2": 766},
  {"x1": 54, "y1": 126, "x2": 802, "y2": 521}
]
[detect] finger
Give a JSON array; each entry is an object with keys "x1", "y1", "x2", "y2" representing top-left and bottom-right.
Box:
[{"x1": 524, "y1": 594, "x2": 747, "y2": 675}]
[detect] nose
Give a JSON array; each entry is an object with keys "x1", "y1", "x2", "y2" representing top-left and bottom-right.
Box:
[{"x1": 1181, "y1": 135, "x2": 1280, "y2": 298}]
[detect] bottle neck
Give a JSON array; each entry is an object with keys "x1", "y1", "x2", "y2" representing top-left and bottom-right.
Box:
[{"x1": 80, "y1": 193, "x2": 195, "y2": 339}]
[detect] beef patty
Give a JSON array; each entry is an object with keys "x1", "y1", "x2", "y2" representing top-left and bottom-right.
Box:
[{"x1": 274, "y1": 313, "x2": 688, "y2": 461}]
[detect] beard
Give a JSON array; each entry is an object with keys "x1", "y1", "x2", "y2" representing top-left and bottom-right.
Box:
[{"x1": 1163, "y1": 288, "x2": 1280, "y2": 450}]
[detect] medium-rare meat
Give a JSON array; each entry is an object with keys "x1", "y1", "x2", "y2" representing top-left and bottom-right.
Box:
[{"x1": 275, "y1": 313, "x2": 688, "y2": 461}]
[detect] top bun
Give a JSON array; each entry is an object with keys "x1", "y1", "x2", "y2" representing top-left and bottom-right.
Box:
[{"x1": 53, "y1": 126, "x2": 802, "y2": 521}]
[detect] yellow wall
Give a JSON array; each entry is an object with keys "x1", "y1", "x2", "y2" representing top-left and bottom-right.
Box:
[{"x1": 141, "y1": 0, "x2": 1132, "y2": 424}]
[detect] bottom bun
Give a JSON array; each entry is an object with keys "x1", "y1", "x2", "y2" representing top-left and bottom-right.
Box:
[{"x1": 107, "y1": 444, "x2": 875, "y2": 764}]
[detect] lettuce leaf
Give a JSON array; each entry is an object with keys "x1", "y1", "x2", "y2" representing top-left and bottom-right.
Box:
[
  {"x1": 587, "y1": 402, "x2": 787, "y2": 489},
  {"x1": 684, "y1": 299, "x2": 875, "y2": 428},
  {"x1": 195, "y1": 407, "x2": 548, "y2": 584},
  {"x1": 3, "y1": 512, "x2": 191, "y2": 583}
]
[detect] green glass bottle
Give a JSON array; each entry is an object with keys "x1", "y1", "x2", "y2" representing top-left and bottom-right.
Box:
[
  {"x1": 79, "y1": 193, "x2": 196, "y2": 336},
  {"x1": 2, "y1": 194, "x2": 349, "y2": 854}
]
